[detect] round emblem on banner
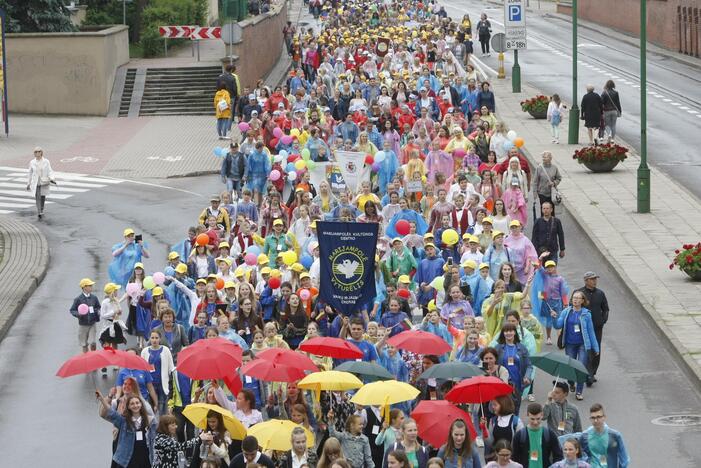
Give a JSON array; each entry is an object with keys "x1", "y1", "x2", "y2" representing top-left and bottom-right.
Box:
[
  {"x1": 345, "y1": 161, "x2": 357, "y2": 174},
  {"x1": 377, "y1": 42, "x2": 388, "y2": 53},
  {"x1": 330, "y1": 247, "x2": 367, "y2": 291}
]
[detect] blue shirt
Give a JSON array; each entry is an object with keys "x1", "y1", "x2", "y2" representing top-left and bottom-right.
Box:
[
  {"x1": 379, "y1": 311, "x2": 410, "y2": 337},
  {"x1": 117, "y1": 368, "x2": 153, "y2": 400},
  {"x1": 147, "y1": 347, "x2": 164, "y2": 391},
  {"x1": 501, "y1": 343, "x2": 522, "y2": 387},
  {"x1": 348, "y1": 338, "x2": 379, "y2": 362},
  {"x1": 566, "y1": 309, "x2": 584, "y2": 345}
]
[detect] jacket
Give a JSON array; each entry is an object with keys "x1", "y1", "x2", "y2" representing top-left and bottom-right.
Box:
[
  {"x1": 561, "y1": 425, "x2": 629, "y2": 468},
  {"x1": 69, "y1": 293, "x2": 101, "y2": 326},
  {"x1": 512, "y1": 426, "x2": 563, "y2": 467},
  {"x1": 27, "y1": 157, "x2": 55, "y2": 194},
  {"x1": 574, "y1": 287, "x2": 609, "y2": 328},
  {"x1": 436, "y1": 445, "x2": 482, "y2": 468},
  {"x1": 543, "y1": 399, "x2": 582, "y2": 436},
  {"x1": 221, "y1": 151, "x2": 247, "y2": 181},
  {"x1": 495, "y1": 342, "x2": 532, "y2": 388},
  {"x1": 601, "y1": 89, "x2": 622, "y2": 114},
  {"x1": 554, "y1": 307, "x2": 600, "y2": 353},
  {"x1": 383, "y1": 442, "x2": 430, "y2": 468},
  {"x1": 105, "y1": 408, "x2": 157, "y2": 467},
  {"x1": 276, "y1": 448, "x2": 318, "y2": 467},
  {"x1": 215, "y1": 89, "x2": 232, "y2": 119},
  {"x1": 153, "y1": 324, "x2": 189, "y2": 357},
  {"x1": 531, "y1": 216, "x2": 565, "y2": 254},
  {"x1": 141, "y1": 345, "x2": 175, "y2": 395}
]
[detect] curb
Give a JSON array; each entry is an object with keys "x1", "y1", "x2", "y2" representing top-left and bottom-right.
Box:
[{"x1": 0, "y1": 219, "x2": 50, "y2": 343}]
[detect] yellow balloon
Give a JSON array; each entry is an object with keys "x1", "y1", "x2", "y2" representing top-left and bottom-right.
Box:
[
  {"x1": 441, "y1": 229, "x2": 459, "y2": 246},
  {"x1": 290, "y1": 128, "x2": 300, "y2": 137},
  {"x1": 294, "y1": 159, "x2": 307, "y2": 171},
  {"x1": 282, "y1": 251, "x2": 298, "y2": 266}
]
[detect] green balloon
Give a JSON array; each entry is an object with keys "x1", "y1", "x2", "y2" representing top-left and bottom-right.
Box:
[
  {"x1": 306, "y1": 160, "x2": 316, "y2": 170},
  {"x1": 301, "y1": 148, "x2": 311, "y2": 160},
  {"x1": 143, "y1": 276, "x2": 156, "y2": 290}
]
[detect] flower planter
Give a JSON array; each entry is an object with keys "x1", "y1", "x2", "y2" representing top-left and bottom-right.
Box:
[
  {"x1": 682, "y1": 269, "x2": 701, "y2": 281},
  {"x1": 582, "y1": 159, "x2": 620, "y2": 173},
  {"x1": 528, "y1": 110, "x2": 547, "y2": 119}
]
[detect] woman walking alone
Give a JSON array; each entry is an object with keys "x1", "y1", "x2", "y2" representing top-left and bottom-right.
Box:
[
  {"x1": 546, "y1": 95, "x2": 566, "y2": 144},
  {"x1": 214, "y1": 83, "x2": 232, "y2": 140},
  {"x1": 601, "y1": 80, "x2": 622, "y2": 143},
  {"x1": 26, "y1": 146, "x2": 55, "y2": 219}
]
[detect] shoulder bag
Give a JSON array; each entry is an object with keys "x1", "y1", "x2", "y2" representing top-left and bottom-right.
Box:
[{"x1": 540, "y1": 164, "x2": 562, "y2": 205}]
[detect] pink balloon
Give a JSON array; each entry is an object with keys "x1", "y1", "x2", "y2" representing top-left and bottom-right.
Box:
[
  {"x1": 454, "y1": 148, "x2": 466, "y2": 158},
  {"x1": 77, "y1": 304, "x2": 90, "y2": 315},
  {"x1": 299, "y1": 289, "x2": 311, "y2": 301},
  {"x1": 244, "y1": 253, "x2": 258, "y2": 266},
  {"x1": 281, "y1": 135, "x2": 293, "y2": 145},
  {"x1": 238, "y1": 122, "x2": 250, "y2": 133},
  {"x1": 273, "y1": 127, "x2": 284, "y2": 139},
  {"x1": 153, "y1": 272, "x2": 165, "y2": 285},
  {"x1": 270, "y1": 169, "x2": 281, "y2": 181},
  {"x1": 126, "y1": 283, "x2": 139, "y2": 297}
]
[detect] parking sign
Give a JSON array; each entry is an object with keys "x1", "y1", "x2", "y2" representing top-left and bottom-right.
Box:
[{"x1": 504, "y1": 0, "x2": 527, "y2": 50}]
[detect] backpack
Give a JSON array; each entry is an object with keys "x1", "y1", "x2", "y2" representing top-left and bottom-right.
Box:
[{"x1": 551, "y1": 106, "x2": 561, "y2": 125}]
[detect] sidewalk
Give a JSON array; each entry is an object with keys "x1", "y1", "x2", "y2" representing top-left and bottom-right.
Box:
[
  {"x1": 0, "y1": 218, "x2": 50, "y2": 342},
  {"x1": 487, "y1": 75, "x2": 701, "y2": 383}
]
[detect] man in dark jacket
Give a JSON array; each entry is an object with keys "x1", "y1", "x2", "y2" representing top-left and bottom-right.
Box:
[
  {"x1": 580, "y1": 84, "x2": 603, "y2": 144},
  {"x1": 229, "y1": 435, "x2": 275, "y2": 468},
  {"x1": 69, "y1": 278, "x2": 102, "y2": 353},
  {"x1": 512, "y1": 403, "x2": 563, "y2": 467},
  {"x1": 576, "y1": 271, "x2": 609, "y2": 383},
  {"x1": 242, "y1": 94, "x2": 262, "y2": 122},
  {"x1": 221, "y1": 142, "x2": 247, "y2": 197},
  {"x1": 217, "y1": 64, "x2": 237, "y2": 105},
  {"x1": 531, "y1": 201, "x2": 565, "y2": 264}
]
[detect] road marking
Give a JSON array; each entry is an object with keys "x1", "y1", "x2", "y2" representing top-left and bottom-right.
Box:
[
  {"x1": 663, "y1": 98, "x2": 672, "y2": 102},
  {"x1": 688, "y1": 110, "x2": 698, "y2": 114},
  {"x1": 0, "y1": 189, "x2": 72, "y2": 199},
  {"x1": 0, "y1": 182, "x2": 88, "y2": 193},
  {"x1": 670, "y1": 102, "x2": 681, "y2": 106},
  {"x1": 679, "y1": 106, "x2": 690, "y2": 110}
]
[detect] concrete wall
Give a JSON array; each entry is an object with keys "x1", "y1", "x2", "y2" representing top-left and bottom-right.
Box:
[
  {"x1": 207, "y1": 0, "x2": 220, "y2": 25},
  {"x1": 557, "y1": 0, "x2": 701, "y2": 55},
  {"x1": 231, "y1": 2, "x2": 287, "y2": 88},
  {"x1": 5, "y1": 25, "x2": 129, "y2": 115}
]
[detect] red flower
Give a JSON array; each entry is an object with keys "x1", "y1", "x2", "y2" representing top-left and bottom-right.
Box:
[
  {"x1": 686, "y1": 255, "x2": 694, "y2": 264},
  {"x1": 669, "y1": 264, "x2": 674, "y2": 270},
  {"x1": 683, "y1": 244, "x2": 693, "y2": 250},
  {"x1": 675, "y1": 249, "x2": 680, "y2": 254}
]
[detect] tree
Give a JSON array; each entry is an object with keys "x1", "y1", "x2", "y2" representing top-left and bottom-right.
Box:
[{"x1": 0, "y1": 0, "x2": 76, "y2": 33}]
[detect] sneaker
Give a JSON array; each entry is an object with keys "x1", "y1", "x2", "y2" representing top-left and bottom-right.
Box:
[
  {"x1": 38, "y1": 213, "x2": 42, "y2": 219},
  {"x1": 528, "y1": 394, "x2": 536, "y2": 402},
  {"x1": 569, "y1": 383, "x2": 576, "y2": 393},
  {"x1": 475, "y1": 437, "x2": 484, "y2": 448},
  {"x1": 546, "y1": 337, "x2": 552, "y2": 345},
  {"x1": 576, "y1": 393, "x2": 584, "y2": 400},
  {"x1": 555, "y1": 140, "x2": 559, "y2": 144}
]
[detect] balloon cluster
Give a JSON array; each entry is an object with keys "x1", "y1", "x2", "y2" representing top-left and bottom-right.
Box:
[{"x1": 503, "y1": 130, "x2": 525, "y2": 152}]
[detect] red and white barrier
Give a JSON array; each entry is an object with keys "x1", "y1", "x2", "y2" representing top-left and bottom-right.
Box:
[
  {"x1": 189, "y1": 27, "x2": 221, "y2": 40},
  {"x1": 158, "y1": 26, "x2": 194, "y2": 38}
]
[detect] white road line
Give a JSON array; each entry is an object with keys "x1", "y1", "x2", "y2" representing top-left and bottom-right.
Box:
[
  {"x1": 670, "y1": 102, "x2": 681, "y2": 106},
  {"x1": 679, "y1": 106, "x2": 690, "y2": 110},
  {"x1": 0, "y1": 209, "x2": 13, "y2": 214},
  {"x1": 688, "y1": 110, "x2": 699, "y2": 114},
  {"x1": 2, "y1": 171, "x2": 123, "y2": 184},
  {"x1": 663, "y1": 98, "x2": 672, "y2": 102},
  {"x1": 7, "y1": 177, "x2": 107, "y2": 189},
  {"x1": 0, "y1": 196, "x2": 37, "y2": 205},
  {"x1": 0, "y1": 189, "x2": 72, "y2": 199},
  {"x1": 0, "y1": 182, "x2": 88, "y2": 193}
]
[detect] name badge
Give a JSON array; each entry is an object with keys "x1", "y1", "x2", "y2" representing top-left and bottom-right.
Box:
[
  {"x1": 558, "y1": 421, "x2": 565, "y2": 432},
  {"x1": 371, "y1": 425, "x2": 380, "y2": 435},
  {"x1": 429, "y1": 390, "x2": 437, "y2": 400},
  {"x1": 574, "y1": 324, "x2": 581, "y2": 333},
  {"x1": 599, "y1": 455, "x2": 608, "y2": 466},
  {"x1": 135, "y1": 431, "x2": 143, "y2": 441},
  {"x1": 89, "y1": 306, "x2": 95, "y2": 314},
  {"x1": 245, "y1": 327, "x2": 250, "y2": 335},
  {"x1": 530, "y1": 451, "x2": 539, "y2": 461},
  {"x1": 277, "y1": 244, "x2": 283, "y2": 251},
  {"x1": 507, "y1": 357, "x2": 515, "y2": 366},
  {"x1": 245, "y1": 376, "x2": 252, "y2": 384}
]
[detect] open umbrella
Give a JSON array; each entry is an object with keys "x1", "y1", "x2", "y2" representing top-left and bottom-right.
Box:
[
  {"x1": 247, "y1": 419, "x2": 315, "y2": 451},
  {"x1": 240, "y1": 358, "x2": 307, "y2": 383},
  {"x1": 530, "y1": 351, "x2": 590, "y2": 384},
  {"x1": 182, "y1": 403, "x2": 247, "y2": 440},
  {"x1": 298, "y1": 370, "x2": 363, "y2": 394},
  {"x1": 386, "y1": 330, "x2": 452, "y2": 356},
  {"x1": 176, "y1": 337, "x2": 243, "y2": 380},
  {"x1": 411, "y1": 400, "x2": 477, "y2": 447},
  {"x1": 445, "y1": 376, "x2": 513, "y2": 404},
  {"x1": 256, "y1": 348, "x2": 318, "y2": 372},
  {"x1": 299, "y1": 337, "x2": 363, "y2": 359},
  {"x1": 334, "y1": 361, "x2": 394, "y2": 381},
  {"x1": 418, "y1": 362, "x2": 483, "y2": 381},
  {"x1": 56, "y1": 347, "x2": 151, "y2": 377},
  {"x1": 350, "y1": 380, "x2": 420, "y2": 414}
]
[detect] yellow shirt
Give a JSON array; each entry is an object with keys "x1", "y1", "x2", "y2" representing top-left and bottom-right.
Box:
[{"x1": 356, "y1": 193, "x2": 380, "y2": 209}]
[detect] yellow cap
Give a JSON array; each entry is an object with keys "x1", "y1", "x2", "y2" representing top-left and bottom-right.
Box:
[
  {"x1": 167, "y1": 251, "x2": 180, "y2": 260},
  {"x1": 425, "y1": 243, "x2": 436, "y2": 249},
  {"x1": 423, "y1": 232, "x2": 434, "y2": 239},
  {"x1": 462, "y1": 233, "x2": 471, "y2": 240},
  {"x1": 217, "y1": 257, "x2": 232, "y2": 266},
  {"x1": 175, "y1": 263, "x2": 188, "y2": 274},
  {"x1": 462, "y1": 260, "x2": 477, "y2": 270},
  {"x1": 509, "y1": 219, "x2": 522, "y2": 227},
  {"x1": 270, "y1": 269, "x2": 282, "y2": 278},
  {"x1": 134, "y1": 262, "x2": 144, "y2": 270},
  {"x1": 291, "y1": 263, "x2": 305, "y2": 273},
  {"x1": 300, "y1": 272, "x2": 311, "y2": 279},
  {"x1": 196, "y1": 278, "x2": 207, "y2": 285},
  {"x1": 235, "y1": 267, "x2": 245, "y2": 277},
  {"x1": 492, "y1": 230, "x2": 504, "y2": 239},
  {"x1": 479, "y1": 262, "x2": 490, "y2": 270},
  {"x1": 310, "y1": 221, "x2": 317, "y2": 228},
  {"x1": 544, "y1": 260, "x2": 557, "y2": 268},
  {"x1": 261, "y1": 266, "x2": 272, "y2": 275},
  {"x1": 273, "y1": 219, "x2": 284, "y2": 226},
  {"x1": 258, "y1": 254, "x2": 269, "y2": 265},
  {"x1": 468, "y1": 235, "x2": 480, "y2": 243},
  {"x1": 123, "y1": 228, "x2": 135, "y2": 237},
  {"x1": 152, "y1": 287, "x2": 164, "y2": 296},
  {"x1": 79, "y1": 278, "x2": 95, "y2": 288},
  {"x1": 398, "y1": 275, "x2": 411, "y2": 284},
  {"x1": 224, "y1": 281, "x2": 236, "y2": 289},
  {"x1": 428, "y1": 299, "x2": 437, "y2": 311},
  {"x1": 482, "y1": 217, "x2": 493, "y2": 224},
  {"x1": 103, "y1": 282, "x2": 121, "y2": 294},
  {"x1": 218, "y1": 241, "x2": 230, "y2": 249}
]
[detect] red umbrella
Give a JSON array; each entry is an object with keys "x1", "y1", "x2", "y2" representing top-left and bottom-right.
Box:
[
  {"x1": 386, "y1": 330, "x2": 452, "y2": 356},
  {"x1": 256, "y1": 348, "x2": 318, "y2": 372},
  {"x1": 445, "y1": 376, "x2": 513, "y2": 404},
  {"x1": 240, "y1": 358, "x2": 308, "y2": 383},
  {"x1": 298, "y1": 337, "x2": 363, "y2": 359},
  {"x1": 176, "y1": 337, "x2": 243, "y2": 380},
  {"x1": 56, "y1": 347, "x2": 151, "y2": 378},
  {"x1": 411, "y1": 400, "x2": 477, "y2": 447}
]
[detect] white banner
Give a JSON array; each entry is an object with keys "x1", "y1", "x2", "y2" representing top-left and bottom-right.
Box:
[{"x1": 308, "y1": 151, "x2": 367, "y2": 194}]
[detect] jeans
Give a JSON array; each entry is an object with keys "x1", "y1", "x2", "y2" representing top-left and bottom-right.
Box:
[
  {"x1": 565, "y1": 343, "x2": 589, "y2": 394},
  {"x1": 225, "y1": 178, "x2": 243, "y2": 197},
  {"x1": 603, "y1": 110, "x2": 618, "y2": 139},
  {"x1": 217, "y1": 118, "x2": 229, "y2": 137},
  {"x1": 480, "y1": 36, "x2": 490, "y2": 53},
  {"x1": 551, "y1": 122, "x2": 560, "y2": 140}
]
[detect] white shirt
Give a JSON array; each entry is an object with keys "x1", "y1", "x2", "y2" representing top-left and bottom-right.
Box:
[{"x1": 291, "y1": 451, "x2": 308, "y2": 468}]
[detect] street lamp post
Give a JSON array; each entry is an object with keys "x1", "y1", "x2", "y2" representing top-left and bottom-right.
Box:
[
  {"x1": 637, "y1": 0, "x2": 650, "y2": 212},
  {"x1": 568, "y1": 0, "x2": 579, "y2": 144}
]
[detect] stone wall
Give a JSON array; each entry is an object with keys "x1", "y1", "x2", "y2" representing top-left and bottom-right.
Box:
[{"x1": 5, "y1": 25, "x2": 129, "y2": 115}]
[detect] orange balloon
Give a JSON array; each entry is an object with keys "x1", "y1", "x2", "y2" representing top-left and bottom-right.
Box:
[
  {"x1": 196, "y1": 233, "x2": 209, "y2": 246},
  {"x1": 514, "y1": 137, "x2": 525, "y2": 148},
  {"x1": 484, "y1": 199, "x2": 495, "y2": 212},
  {"x1": 215, "y1": 277, "x2": 225, "y2": 290}
]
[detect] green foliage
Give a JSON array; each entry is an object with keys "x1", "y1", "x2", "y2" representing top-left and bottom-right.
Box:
[
  {"x1": 140, "y1": 27, "x2": 163, "y2": 57},
  {"x1": 143, "y1": 0, "x2": 207, "y2": 28},
  {"x1": 0, "y1": 0, "x2": 76, "y2": 32}
]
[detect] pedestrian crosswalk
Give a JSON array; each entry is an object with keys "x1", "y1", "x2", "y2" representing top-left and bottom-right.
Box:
[{"x1": 0, "y1": 166, "x2": 124, "y2": 215}]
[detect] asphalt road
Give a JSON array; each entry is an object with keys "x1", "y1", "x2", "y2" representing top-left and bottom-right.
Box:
[
  {"x1": 443, "y1": 0, "x2": 701, "y2": 200},
  {"x1": 0, "y1": 174, "x2": 699, "y2": 465}
]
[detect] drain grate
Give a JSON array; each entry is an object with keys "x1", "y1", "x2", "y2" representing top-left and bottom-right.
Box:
[{"x1": 651, "y1": 415, "x2": 701, "y2": 427}]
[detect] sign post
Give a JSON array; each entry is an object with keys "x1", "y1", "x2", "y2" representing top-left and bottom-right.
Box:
[
  {"x1": 504, "y1": 0, "x2": 527, "y2": 93},
  {"x1": 491, "y1": 33, "x2": 507, "y2": 79},
  {"x1": 0, "y1": 8, "x2": 8, "y2": 137}
]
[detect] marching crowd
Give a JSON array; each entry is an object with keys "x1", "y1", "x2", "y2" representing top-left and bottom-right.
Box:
[{"x1": 67, "y1": 1, "x2": 630, "y2": 467}]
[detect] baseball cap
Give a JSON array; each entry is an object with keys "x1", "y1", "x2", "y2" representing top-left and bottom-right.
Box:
[
  {"x1": 167, "y1": 251, "x2": 180, "y2": 260},
  {"x1": 258, "y1": 254, "x2": 269, "y2": 265},
  {"x1": 273, "y1": 219, "x2": 284, "y2": 226},
  {"x1": 218, "y1": 241, "x2": 230, "y2": 249},
  {"x1": 509, "y1": 220, "x2": 522, "y2": 228},
  {"x1": 79, "y1": 278, "x2": 95, "y2": 288},
  {"x1": 398, "y1": 275, "x2": 411, "y2": 284},
  {"x1": 462, "y1": 260, "x2": 477, "y2": 270},
  {"x1": 300, "y1": 272, "x2": 311, "y2": 279},
  {"x1": 152, "y1": 287, "x2": 164, "y2": 296},
  {"x1": 544, "y1": 260, "x2": 557, "y2": 268},
  {"x1": 478, "y1": 262, "x2": 489, "y2": 270},
  {"x1": 583, "y1": 271, "x2": 599, "y2": 280},
  {"x1": 491, "y1": 230, "x2": 504, "y2": 239},
  {"x1": 103, "y1": 283, "x2": 121, "y2": 294},
  {"x1": 210, "y1": 194, "x2": 221, "y2": 202},
  {"x1": 134, "y1": 262, "x2": 144, "y2": 270},
  {"x1": 260, "y1": 266, "x2": 272, "y2": 275},
  {"x1": 482, "y1": 217, "x2": 493, "y2": 225},
  {"x1": 425, "y1": 242, "x2": 436, "y2": 249},
  {"x1": 175, "y1": 263, "x2": 188, "y2": 274},
  {"x1": 224, "y1": 281, "x2": 236, "y2": 289},
  {"x1": 123, "y1": 228, "x2": 135, "y2": 237}
]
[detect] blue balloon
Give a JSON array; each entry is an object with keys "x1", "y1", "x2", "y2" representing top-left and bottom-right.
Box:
[
  {"x1": 214, "y1": 147, "x2": 226, "y2": 157},
  {"x1": 300, "y1": 254, "x2": 314, "y2": 269},
  {"x1": 374, "y1": 151, "x2": 386, "y2": 163},
  {"x1": 164, "y1": 266, "x2": 175, "y2": 277},
  {"x1": 279, "y1": 150, "x2": 288, "y2": 159},
  {"x1": 503, "y1": 141, "x2": 514, "y2": 151},
  {"x1": 246, "y1": 245, "x2": 261, "y2": 256},
  {"x1": 286, "y1": 162, "x2": 296, "y2": 172}
]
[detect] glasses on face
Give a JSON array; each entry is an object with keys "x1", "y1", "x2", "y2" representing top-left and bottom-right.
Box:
[
  {"x1": 497, "y1": 452, "x2": 512, "y2": 457},
  {"x1": 590, "y1": 415, "x2": 605, "y2": 420}
]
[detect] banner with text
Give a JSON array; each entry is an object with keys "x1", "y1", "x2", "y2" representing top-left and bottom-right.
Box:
[
  {"x1": 308, "y1": 151, "x2": 366, "y2": 194},
  {"x1": 318, "y1": 221, "x2": 378, "y2": 315}
]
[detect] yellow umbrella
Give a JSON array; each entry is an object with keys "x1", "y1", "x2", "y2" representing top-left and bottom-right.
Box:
[
  {"x1": 350, "y1": 380, "x2": 420, "y2": 420},
  {"x1": 297, "y1": 370, "x2": 363, "y2": 394},
  {"x1": 247, "y1": 419, "x2": 315, "y2": 451},
  {"x1": 182, "y1": 403, "x2": 247, "y2": 440}
]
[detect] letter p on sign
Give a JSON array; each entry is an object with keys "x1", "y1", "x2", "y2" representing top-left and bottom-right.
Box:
[{"x1": 509, "y1": 5, "x2": 522, "y2": 22}]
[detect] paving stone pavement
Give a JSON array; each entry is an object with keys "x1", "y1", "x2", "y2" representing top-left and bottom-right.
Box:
[{"x1": 487, "y1": 76, "x2": 701, "y2": 382}]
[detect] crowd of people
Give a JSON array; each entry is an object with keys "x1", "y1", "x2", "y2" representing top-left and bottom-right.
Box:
[{"x1": 68, "y1": 1, "x2": 631, "y2": 467}]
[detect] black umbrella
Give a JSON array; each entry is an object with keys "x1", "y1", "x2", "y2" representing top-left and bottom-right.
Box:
[
  {"x1": 334, "y1": 360, "x2": 394, "y2": 381},
  {"x1": 418, "y1": 361, "x2": 484, "y2": 381}
]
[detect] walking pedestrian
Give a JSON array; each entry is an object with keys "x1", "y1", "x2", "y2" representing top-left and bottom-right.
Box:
[
  {"x1": 531, "y1": 202, "x2": 565, "y2": 264},
  {"x1": 476, "y1": 14, "x2": 492, "y2": 56},
  {"x1": 26, "y1": 146, "x2": 55, "y2": 219},
  {"x1": 580, "y1": 85, "x2": 603, "y2": 145},
  {"x1": 69, "y1": 278, "x2": 101, "y2": 353},
  {"x1": 511, "y1": 403, "x2": 563, "y2": 467},
  {"x1": 546, "y1": 95, "x2": 566, "y2": 144},
  {"x1": 532, "y1": 152, "x2": 562, "y2": 214},
  {"x1": 214, "y1": 82, "x2": 232, "y2": 139},
  {"x1": 543, "y1": 381, "x2": 583, "y2": 437},
  {"x1": 601, "y1": 80, "x2": 622, "y2": 143},
  {"x1": 221, "y1": 141, "x2": 247, "y2": 199},
  {"x1": 99, "y1": 282, "x2": 127, "y2": 373},
  {"x1": 575, "y1": 272, "x2": 609, "y2": 384},
  {"x1": 562, "y1": 403, "x2": 630, "y2": 468},
  {"x1": 484, "y1": 440, "x2": 523, "y2": 467},
  {"x1": 109, "y1": 228, "x2": 150, "y2": 288},
  {"x1": 549, "y1": 438, "x2": 590, "y2": 467}
]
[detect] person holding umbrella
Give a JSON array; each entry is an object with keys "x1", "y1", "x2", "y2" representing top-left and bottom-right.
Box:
[
  {"x1": 153, "y1": 414, "x2": 211, "y2": 468},
  {"x1": 551, "y1": 291, "x2": 599, "y2": 400}
]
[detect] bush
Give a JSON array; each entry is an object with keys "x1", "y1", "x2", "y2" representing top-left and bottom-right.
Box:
[{"x1": 140, "y1": 28, "x2": 164, "y2": 58}]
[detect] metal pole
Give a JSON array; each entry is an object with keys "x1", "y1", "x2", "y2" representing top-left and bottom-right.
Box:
[
  {"x1": 164, "y1": 37, "x2": 168, "y2": 56},
  {"x1": 197, "y1": 40, "x2": 201, "y2": 62},
  {"x1": 512, "y1": 50, "x2": 521, "y2": 92},
  {"x1": 568, "y1": 0, "x2": 580, "y2": 144},
  {"x1": 123, "y1": 0, "x2": 126, "y2": 25},
  {"x1": 637, "y1": 0, "x2": 650, "y2": 213}
]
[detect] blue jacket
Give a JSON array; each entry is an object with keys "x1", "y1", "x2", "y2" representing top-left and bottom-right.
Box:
[
  {"x1": 414, "y1": 256, "x2": 445, "y2": 305},
  {"x1": 414, "y1": 96, "x2": 440, "y2": 120},
  {"x1": 562, "y1": 425, "x2": 629, "y2": 468},
  {"x1": 495, "y1": 342, "x2": 532, "y2": 391},
  {"x1": 436, "y1": 445, "x2": 482, "y2": 468},
  {"x1": 106, "y1": 408, "x2": 157, "y2": 467},
  {"x1": 554, "y1": 307, "x2": 600, "y2": 353}
]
